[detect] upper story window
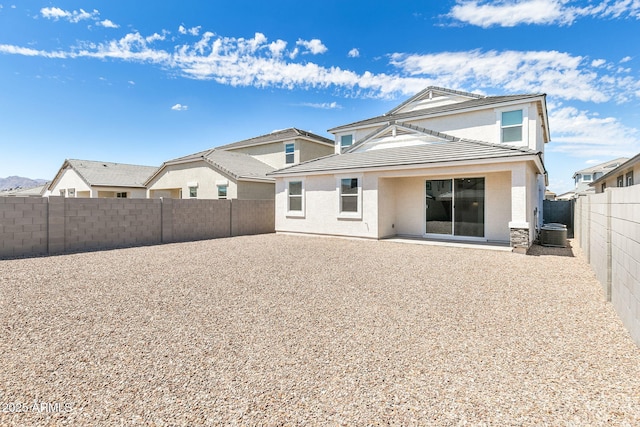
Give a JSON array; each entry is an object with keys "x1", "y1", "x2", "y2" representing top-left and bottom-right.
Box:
[
  {"x1": 285, "y1": 143, "x2": 295, "y2": 164},
  {"x1": 501, "y1": 110, "x2": 523, "y2": 143},
  {"x1": 617, "y1": 175, "x2": 624, "y2": 187},
  {"x1": 340, "y1": 135, "x2": 353, "y2": 148},
  {"x1": 582, "y1": 174, "x2": 593, "y2": 182},
  {"x1": 626, "y1": 171, "x2": 634, "y2": 186}
]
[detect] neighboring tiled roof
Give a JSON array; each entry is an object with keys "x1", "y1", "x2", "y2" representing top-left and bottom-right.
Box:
[
  {"x1": 216, "y1": 127, "x2": 334, "y2": 150},
  {"x1": 0, "y1": 184, "x2": 48, "y2": 197},
  {"x1": 573, "y1": 157, "x2": 628, "y2": 176},
  {"x1": 156, "y1": 149, "x2": 276, "y2": 182},
  {"x1": 329, "y1": 94, "x2": 544, "y2": 132},
  {"x1": 63, "y1": 159, "x2": 158, "y2": 188},
  {"x1": 269, "y1": 138, "x2": 538, "y2": 176},
  {"x1": 591, "y1": 153, "x2": 640, "y2": 186}
]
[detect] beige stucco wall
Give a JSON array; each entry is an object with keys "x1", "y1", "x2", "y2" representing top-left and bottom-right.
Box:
[
  {"x1": 49, "y1": 168, "x2": 91, "y2": 197},
  {"x1": 595, "y1": 163, "x2": 640, "y2": 193},
  {"x1": 147, "y1": 161, "x2": 238, "y2": 200},
  {"x1": 237, "y1": 181, "x2": 275, "y2": 200},
  {"x1": 276, "y1": 161, "x2": 535, "y2": 242},
  {"x1": 49, "y1": 168, "x2": 146, "y2": 198},
  {"x1": 228, "y1": 138, "x2": 333, "y2": 169},
  {"x1": 335, "y1": 101, "x2": 543, "y2": 153}
]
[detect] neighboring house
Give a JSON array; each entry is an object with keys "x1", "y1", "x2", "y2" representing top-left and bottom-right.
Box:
[
  {"x1": 545, "y1": 190, "x2": 556, "y2": 201},
  {"x1": 591, "y1": 153, "x2": 640, "y2": 193},
  {"x1": 269, "y1": 86, "x2": 551, "y2": 252},
  {"x1": 572, "y1": 158, "x2": 628, "y2": 196},
  {"x1": 48, "y1": 159, "x2": 158, "y2": 198},
  {"x1": 146, "y1": 128, "x2": 334, "y2": 200},
  {"x1": 555, "y1": 191, "x2": 576, "y2": 201},
  {"x1": 0, "y1": 183, "x2": 48, "y2": 197}
]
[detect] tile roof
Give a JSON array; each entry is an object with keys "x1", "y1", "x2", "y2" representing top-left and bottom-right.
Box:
[
  {"x1": 573, "y1": 157, "x2": 628, "y2": 176},
  {"x1": 269, "y1": 137, "x2": 538, "y2": 176},
  {"x1": 65, "y1": 159, "x2": 158, "y2": 187},
  {"x1": 159, "y1": 149, "x2": 276, "y2": 182},
  {"x1": 329, "y1": 94, "x2": 545, "y2": 132},
  {"x1": 216, "y1": 127, "x2": 333, "y2": 150}
]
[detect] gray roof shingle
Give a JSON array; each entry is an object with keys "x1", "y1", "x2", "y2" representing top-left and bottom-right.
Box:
[
  {"x1": 216, "y1": 127, "x2": 333, "y2": 150},
  {"x1": 269, "y1": 138, "x2": 538, "y2": 176},
  {"x1": 66, "y1": 159, "x2": 158, "y2": 187}
]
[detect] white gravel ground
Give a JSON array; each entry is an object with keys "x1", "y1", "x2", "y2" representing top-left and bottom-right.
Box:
[{"x1": 1, "y1": 234, "x2": 639, "y2": 426}]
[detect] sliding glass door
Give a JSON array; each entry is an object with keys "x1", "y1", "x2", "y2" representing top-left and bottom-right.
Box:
[{"x1": 425, "y1": 178, "x2": 484, "y2": 238}]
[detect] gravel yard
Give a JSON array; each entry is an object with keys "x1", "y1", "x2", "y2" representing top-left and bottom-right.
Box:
[{"x1": 1, "y1": 234, "x2": 639, "y2": 426}]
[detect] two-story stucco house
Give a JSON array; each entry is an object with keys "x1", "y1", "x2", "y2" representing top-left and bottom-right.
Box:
[
  {"x1": 591, "y1": 154, "x2": 639, "y2": 193},
  {"x1": 146, "y1": 128, "x2": 334, "y2": 200},
  {"x1": 269, "y1": 87, "x2": 551, "y2": 252},
  {"x1": 47, "y1": 159, "x2": 158, "y2": 199},
  {"x1": 572, "y1": 158, "x2": 628, "y2": 196}
]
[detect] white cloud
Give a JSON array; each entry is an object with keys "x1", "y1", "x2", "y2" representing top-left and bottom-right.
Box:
[
  {"x1": 41, "y1": 7, "x2": 98, "y2": 23},
  {"x1": 300, "y1": 101, "x2": 342, "y2": 109},
  {"x1": 585, "y1": 159, "x2": 602, "y2": 165},
  {"x1": 2, "y1": 31, "x2": 639, "y2": 104},
  {"x1": 348, "y1": 48, "x2": 360, "y2": 58},
  {"x1": 296, "y1": 39, "x2": 327, "y2": 55},
  {"x1": 98, "y1": 19, "x2": 119, "y2": 29},
  {"x1": 171, "y1": 103, "x2": 188, "y2": 111},
  {"x1": 548, "y1": 104, "x2": 640, "y2": 157},
  {"x1": 390, "y1": 49, "x2": 640, "y2": 103},
  {"x1": 179, "y1": 25, "x2": 201, "y2": 36},
  {"x1": 620, "y1": 56, "x2": 632, "y2": 63},
  {"x1": 449, "y1": 0, "x2": 640, "y2": 27},
  {"x1": 128, "y1": 80, "x2": 135, "y2": 85},
  {"x1": 591, "y1": 58, "x2": 606, "y2": 67}
]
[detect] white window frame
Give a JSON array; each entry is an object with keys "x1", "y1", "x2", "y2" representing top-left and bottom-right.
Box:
[
  {"x1": 67, "y1": 188, "x2": 75, "y2": 197},
  {"x1": 340, "y1": 134, "x2": 354, "y2": 148},
  {"x1": 496, "y1": 107, "x2": 528, "y2": 145},
  {"x1": 188, "y1": 186, "x2": 197, "y2": 198},
  {"x1": 217, "y1": 185, "x2": 228, "y2": 199},
  {"x1": 116, "y1": 192, "x2": 127, "y2": 198},
  {"x1": 285, "y1": 178, "x2": 305, "y2": 218},
  {"x1": 336, "y1": 174, "x2": 362, "y2": 220},
  {"x1": 582, "y1": 174, "x2": 593, "y2": 182},
  {"x1": 285, "y1": 142, "x2": 295, "y2": 164},
  {"x1": 626, "y1": 171, "x2": 634, "y2": 186}
]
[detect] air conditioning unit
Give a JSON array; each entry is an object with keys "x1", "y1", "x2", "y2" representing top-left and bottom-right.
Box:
[{"x1": 540, "y1": 223, "x2": 567, "y2": 248}]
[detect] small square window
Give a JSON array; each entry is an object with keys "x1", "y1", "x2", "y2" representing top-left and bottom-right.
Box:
[
  {"x1": 285, "y1": 143, "x2": 295, "y2": 164},
  {"x1": 68, "y1": 188, "x2": 75, "y2": 197},
  {"x1": 340, "y1": 135, "x2": 353, "y2": 148},
  {"x1": 189, "y1": 186, "x2": 197, "y2": 198},
  {"x1": 582, "y1": 174, "x2": 592, "y2": 182},
  {"x1": 116, "y1": 192, "x2": 127, "y2": 198},
  {"x1": 217, "y1": 185, "x2": 227, "y2": 199}
]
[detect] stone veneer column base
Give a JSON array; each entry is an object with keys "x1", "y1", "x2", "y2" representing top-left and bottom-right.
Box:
[{"x1": 510, "y1": 227, "x2": 530, "y2": 254}]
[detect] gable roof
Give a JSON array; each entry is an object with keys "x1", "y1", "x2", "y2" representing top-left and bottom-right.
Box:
[
  {"x1": 216, "y1": 127, "x2": 334, "y2": 151},
  {"x1": 146, "y1": 148, "x2": 276, "y2": 185},
  {"x1": 573, "y1": 157, "x2": 628, "y2": 178},
  {"x1": 590, "y1": 153, "x2": 640, "y2": 187},
  {"x1": 49, "y1": 159, "x2": 158, "y2": 190},
  {"x1": 269, "y1": 131, "x2": 541, "y2": 176},
  {"x1": 386, "y1": 86, "x2": 484, "y2": 116}
]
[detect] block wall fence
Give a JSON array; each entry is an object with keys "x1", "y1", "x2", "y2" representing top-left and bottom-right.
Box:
[
  {"x1": 575, "y1": 187, "x2": 640, "y2": 347},
  {"x1": 0, "y1": 197, "x2": 274, "y2": 259}
]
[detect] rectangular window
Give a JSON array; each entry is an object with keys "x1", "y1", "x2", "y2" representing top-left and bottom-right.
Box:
[
  {"x1": 501, "y1": 110, "x2": 523, "y2": 143},
  {"x1": 68, "y1": 188, "x2": 75, "y2": 197},
  {"x1": 340, "y1": 178, "x2": 359, "y2": 213},
  {"x1": 189, "y1": 186, "x2": 197, "y2": 198},
  {"x1": 601, "y1": 183, "x2": 607, "y2": 192},
  {"x1": 340, "y1": 135, "x2": 353, "y2": 148},
  {"x1": 285, "y1": 143, "x2": 295, "y2": 164},
  {"x1": 626, "y1": 171, "x2": 634, "y2": 186},
  {"x1": 582, "y1": 174, "x2": 592, "y2": 182},
  {"x1": 617, "y1": 175, "x2": 624, "y2": 187},
  {"x1": 59, "y1": 189, "x2": 65, "y2": 197},
  {"x1": 217, "y1": 185, "x2": 227, "y2": 199},
  {"x1": 116, "y1": 192, "x2": 127, "y2": 198},
  {"x1": 288, "y1": 181, "x2": 303, "y2": 212}
]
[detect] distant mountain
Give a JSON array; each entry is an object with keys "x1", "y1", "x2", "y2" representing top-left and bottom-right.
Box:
[{"x1": 0, "y1": 176, "x2": 49, "y2": 191}]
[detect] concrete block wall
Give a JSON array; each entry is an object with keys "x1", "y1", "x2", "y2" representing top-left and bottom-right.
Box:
[
  {"x1": 64, "y1": 198, "x2": 162, "y2": 252},
  {"x1": 169, "y1": 199, "x2": 231, "y2": 243},
  {"x1": 0, "y1": 197, "x2": 274, "y2": 259},
  {"x1": 231, "y1": 199, "x2": 275, "y2": 236},
  {"x1": 575, "y1": 187, "x2": 640, "y2": 347},
  {"x1": 0, "y1": 198, "x2": 48, "y2": 258}
]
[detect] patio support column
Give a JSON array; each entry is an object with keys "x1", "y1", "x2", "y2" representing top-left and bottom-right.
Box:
[{"x1": 509, "y1": 164, "x2": 530, "y2": 253}]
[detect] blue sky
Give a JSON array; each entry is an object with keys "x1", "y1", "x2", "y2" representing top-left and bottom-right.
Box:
[{"x1": 1, "y1": 1, "x2": 639, "y2": 194}]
